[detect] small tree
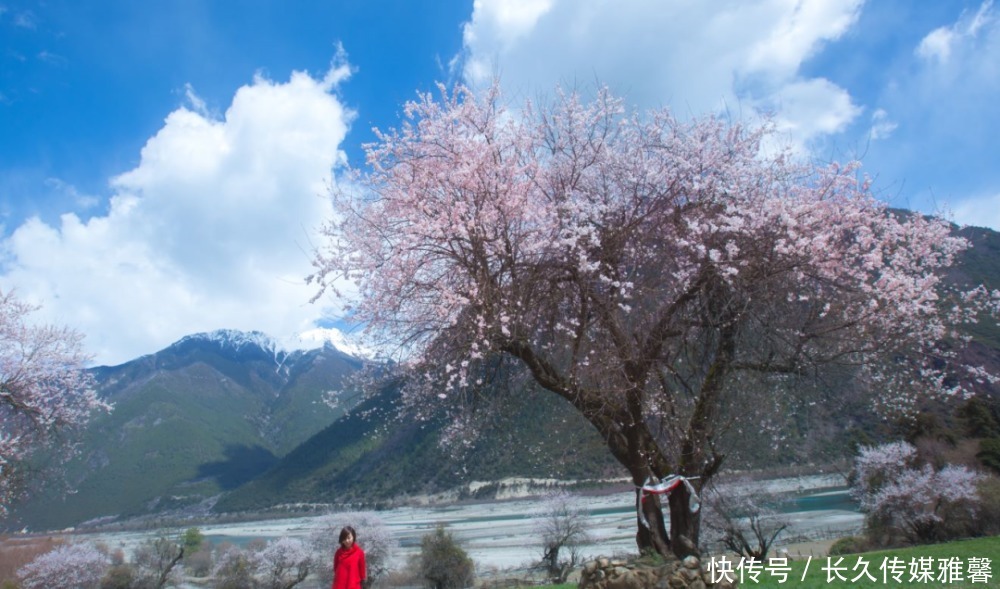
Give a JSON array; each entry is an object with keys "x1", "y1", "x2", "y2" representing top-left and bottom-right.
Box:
[
  {"x1": 702, "y1": 478, "x2": 789, "y2": 559},
  {"x1": 212, "y1": 538, "x2": 313, "y2": 589},
  {"x1": 538, "y1": 491, "x2": 589, "y2": 582},
  {"x1": 182, "y1": 527, "x2": 213, "y2": 578},
  {"x1": 131, "y1": 536, "x2": 184, "y2": 589},
  {"x1": 251, "y1": 537, "x2": 313, "y2": 589},
  {"x1": 212, "y1": 544, "x2": 254, "y2": 589},
  {"x1": 309, "y1": 511, "x2": 397, "y2": 587},
  {"x1": 414, "y1": 526, "x2": 474, "y2": 589},
  {"x1": 18, "y1": 543, "x2": 110, "y2": 589},
  {"x1": 182, "y1": 527, "x2": 205, "y2": 556},
  {"x1": 851, "y1": 441, "x2": 984, "y2": 545},
  {"x1": 1, "y1": 289, "x2": 110, "y2": 513}
]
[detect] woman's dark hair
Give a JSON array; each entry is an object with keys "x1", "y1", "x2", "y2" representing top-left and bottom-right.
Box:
[{"x1": 339, "y1": 526, "x2": 357, "y2": 546}]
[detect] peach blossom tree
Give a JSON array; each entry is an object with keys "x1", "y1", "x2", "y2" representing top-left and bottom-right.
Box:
[
  {"x1": 311, "y1": 82, "x2": 999, "y2": 558},
  {"x1": 0, "y1": 289, "x2": 110, "y2": 515},
  {"x1": 851, "y1": 441, "x2": 985, "y2": 544},
  {"x1": 18, "y1": 543, "x2": 110, "y2": 589}
]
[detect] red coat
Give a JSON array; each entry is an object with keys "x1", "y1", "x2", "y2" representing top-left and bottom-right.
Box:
[{"x1": 332, "y1": 544, "x2": 367, "y2": 589}]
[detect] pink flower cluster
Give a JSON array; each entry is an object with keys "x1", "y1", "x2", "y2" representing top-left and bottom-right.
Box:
[{"x1": 311, "y1": 80, "x2": 998, "y2": 454}]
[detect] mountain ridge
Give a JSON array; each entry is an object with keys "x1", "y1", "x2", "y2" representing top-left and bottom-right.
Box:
[{"x1": 8, "y1": 330, "x2": 367, "y2": 530}]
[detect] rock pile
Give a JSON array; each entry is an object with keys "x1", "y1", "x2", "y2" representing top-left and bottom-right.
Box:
[{"x1": 578, "y1": 555, "x2": 736, "y2": 589}]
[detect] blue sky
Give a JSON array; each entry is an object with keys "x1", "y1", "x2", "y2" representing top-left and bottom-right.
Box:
[{"x1": 1, "y1": 0, "x2": 998, "y2": 365}]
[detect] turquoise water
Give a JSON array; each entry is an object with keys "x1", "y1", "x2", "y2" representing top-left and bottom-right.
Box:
[
  {"x1": 784, "y1": 488, "x2": 857, "y2": 513},
  {"x1": 589, "y1": 487, "x2": 858, "y2": 517}
]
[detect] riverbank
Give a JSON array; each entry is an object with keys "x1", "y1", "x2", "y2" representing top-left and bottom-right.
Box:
[{"x1": 78, "y1": 474, "x2": 858, "y2": 572}]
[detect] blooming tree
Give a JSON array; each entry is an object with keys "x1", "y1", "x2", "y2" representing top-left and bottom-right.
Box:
[
  {"x1": 851, "y1": 441, "x2": 984, "y2": 544},
  {"x1": 252, "y1": 537, "x2": 314, "y2": 589},
  {"x1": 18, "y1": 542, "x2": 110, "y2": 589},
  {"x1": 131, "y1": 536, "x2": 185, "y2": 589},
  {"x1": 213, "y1": 537, "x2": 314, "y2": 589},
  {"x1": 212, "y1": 544, "x2": 255, "y2": 588},
  {"x1": 309, "y1": 511, "x2": 397, "y2": 586},
  {"x1": 311, "y1": 82, "x2": 1000, "y2": 558},
  {"x1": 0, "y1": 289, "x2": 110, "y2": 514}
]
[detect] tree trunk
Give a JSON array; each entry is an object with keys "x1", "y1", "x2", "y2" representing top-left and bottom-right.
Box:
[
  {"x1": 667, "y1": 482, "x2": 700, "y2": 558},
  {"x1": 634, "y1": 480, "x2": 701, "y2": 560},
  {"x1": 635, "y1": 487, "x2": 672, "y2": 557}
]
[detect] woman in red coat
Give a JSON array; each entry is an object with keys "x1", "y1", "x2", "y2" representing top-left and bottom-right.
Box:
[{"x1": 333, "y1": 525, "x2": 367, "y2": 589}]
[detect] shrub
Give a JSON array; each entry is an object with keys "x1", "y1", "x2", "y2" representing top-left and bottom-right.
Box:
[
  {"x1": 182, "y1": 527, "x2": 206, "y2": 556},
  {"x1": 977, "y1": 437, "x2": 1000, "y2": 474},
  {"x1": 413, "y1": 526, "x2": 475, "y2": 589},
  {"x1": 972, "y1": 474, "x2": 1000, "y2": 536},
  {"x1": 828, "y1": 536, "x2": 870, "y2": 556},
  {"x1": 99, "y1": 564, "x2": 135, "y2": 589},
  {"x1": 185, "y1": 546, "x2": 213, "y2": 578}
]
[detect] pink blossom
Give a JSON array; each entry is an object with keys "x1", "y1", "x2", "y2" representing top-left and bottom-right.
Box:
[
  {"x1": 0, "y1": 289, "x2": 111, "y2": 513},
  {"x1": 311, "y1": 80, "x2": 998, "y2": 558},
  {"x1": 18, "y1": 543, "x2": 110, "y2": 589}
]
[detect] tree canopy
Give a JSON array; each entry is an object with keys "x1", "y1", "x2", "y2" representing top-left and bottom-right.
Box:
[
  {"x1": 0, "y1": 289, "x2": 109, "y2": 514},
  {"x1": 311, "y1": 82, "x2": 999, "y2": 557}
]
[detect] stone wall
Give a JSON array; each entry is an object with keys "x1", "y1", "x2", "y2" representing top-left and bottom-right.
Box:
[{"x1": 578, "y1": 555, "x2": 736, "y2": 589}]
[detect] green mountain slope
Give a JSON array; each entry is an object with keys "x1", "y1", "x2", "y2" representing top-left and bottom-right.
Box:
[
  {"x1": 10, "y1": 331, "x2": 365, "y2": 530},
  {"x1": 214, "y1": 382, "x2": 624, "y2": 513}
]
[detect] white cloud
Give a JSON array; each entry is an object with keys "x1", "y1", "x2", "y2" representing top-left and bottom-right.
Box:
[
  {"x1": 183, "y1": 83, "x2": 210, "y2": 117},
  {"x1": 862, "y1": 1, "x2": 1000, "y2": 228},
  {"x1": 952, "y1": 192, "x2": 1000, "y2": 230},
  {"x1": 868, "y1": 108, "x2": 897, "y2": 141},
  {"x1": 44, "y1": 177, "x2": 101, "y2": 210},
  {"x1": 762, "y1": 77, "x2": 862, "y2": 152},
  {"x1": 917, "y1": 0, "x2": 995, "y2": 64},
  {"x1": 917, "y1": 26, "x2": 956, "y2": 63},
  {"x1": 459, "y1": 0, "x2": 864, "y2": 147},
  {"x1": 464, "y1": 0, "x2": 555, "y2": 50},
  {"x1": 0, "y1": 64, "x2": 354, "y2": 366},
  {"x1": 744, "y1": 0, "x2": 864, "y2": 81}
]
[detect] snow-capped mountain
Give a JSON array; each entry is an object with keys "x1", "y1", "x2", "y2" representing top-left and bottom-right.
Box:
[
  {"x1": 174, "y1": 327, "x2": 372, "y2": 361},
  {"x1": 11, "y1": 328, "x2": 369, "y2": 530},
  {"x1": 284, "y1": 327, "x2": 373, "y2": 359}
]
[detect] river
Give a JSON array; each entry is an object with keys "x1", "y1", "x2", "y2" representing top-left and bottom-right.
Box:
[{"x1": 82, "y1": 474, "x2": 862, "y2": 576}]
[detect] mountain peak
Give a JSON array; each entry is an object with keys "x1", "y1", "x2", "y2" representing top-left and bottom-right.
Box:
[
  {"x1": 177, "y1": 329, "x2": 280, "y2": 354},
  {"x1": 173, "y1": 327, "x2": 370, "y2": 360},
  {"x1": 287, "y1": 327, "x2": 371, "y2": 359}
]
